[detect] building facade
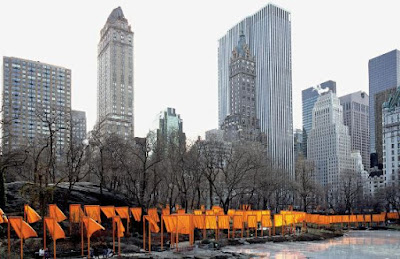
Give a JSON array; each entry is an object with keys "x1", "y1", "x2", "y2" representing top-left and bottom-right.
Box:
[
  {"x1": 97, "y1": 7, "x2": 134, "y2": 138},
  {"x1": 307, "y1": 91, "x2": 353, "y2": 192},
  {"x1": 157, "y1": 107, "x2": 186, "y2": 150},
  {"x1": 2, "y1": 57, "x2": 71, "y2": 155},
  {"x1": 339, "y1": 91, "x2": 369, "y2": 169},
  {"x1": 293, "y1": 129, "x2": 303, "y2": 162},
  {"x1": 369, "y1": 50, "x2": 400, "y2": 160},
  {"x1": 221, "y1": 31, "x2": 261, "y2": 143},
  {"x1": 71, "y1": 110, "x2": 87, "y2": 144},
  {"x1": 382, "y1": 87, "x2": 400, "y2": 187},
  {"x1": 302, "y1": 81, "x2": 336, "y2": 157},
  {"x1": 218, "y1": 4, "x2": 293, "y2": 178},
  {"x1": 372, "y1": 87, "x2": 397, "y2": 167}
]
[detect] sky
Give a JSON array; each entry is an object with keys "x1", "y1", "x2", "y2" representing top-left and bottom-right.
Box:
[{"x1": 1, "y1": 0, "x2": 400, "y2": 140}]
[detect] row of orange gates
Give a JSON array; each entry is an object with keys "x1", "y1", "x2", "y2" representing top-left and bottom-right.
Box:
[{"x1": 0, "y1": 204, "x2": 399, "y2": 258}]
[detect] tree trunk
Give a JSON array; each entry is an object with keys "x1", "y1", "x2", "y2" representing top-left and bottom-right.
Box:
[{"x1": 0, "y1": 170, "x2": 6, "y2": 208}]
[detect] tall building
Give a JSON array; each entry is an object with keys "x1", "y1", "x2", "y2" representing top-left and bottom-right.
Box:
[
  {"x1": 372, "y1": 87, "x2": 397, "y2": 167},
  {"x1": 369, "y1": 50, "x2": 400, "y2": 159},
  {"x1": 2, "y1": 57, "x2": 71, "y2": 154},
  {"x1": 382, "y1": 86, "x2": 400, "y2": 187},
  {"x1": 221, "y1": 31, "x2": 261, "y2": 143},
  {"x1": 157, "y1": 107, "x2": 186, "y2": 150},
  {"x1": 97, "y1": 7, "x2": 134, "y2": 138},
  {"x1": 307, "y1": 91, "x2": 353, "y2": 192},
  {"x1": 218, "y1": 4, "x2": 293, "y2": 177},
  {"x1": 302, "y1": 81, "x2": 336, "y2": 157},
  {"x1": 71, "y1": 110, "x2": 87, "y2": 144},
  {"x1": 339, "y1": 91, "x2": 369, "y2": 168},
  {"x1": 293, "y1": 129, "x2": 303, "y2": 161}
]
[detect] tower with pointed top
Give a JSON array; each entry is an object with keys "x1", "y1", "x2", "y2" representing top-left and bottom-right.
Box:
[
  {"x1": 221, "y1": 31, "x2": 261, "y2": 143},
  {"x1": 97, "y1": 7, "x2": 134, "y2": 138},
  {"x1": 219, "y1": 4, "x2": 293, "y2": 178}
]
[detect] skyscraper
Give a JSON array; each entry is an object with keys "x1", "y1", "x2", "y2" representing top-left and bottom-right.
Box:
[
  {"x1": 221, "y1": 31, "x2": 261, "y2": 143},
  {"x1": 157, "y1": 107, "x2": 186, "y2": 150},
  {"x1": 71, "y1": 110, "x2": 87, "y2": 144},
  {"x1": 97, "y1": 7, "x2": 134, "y2": 138},
  {"x1": 369, "y1": 50, "x2": 400, "y2": 159},
  {"x1": 2, "y1": 57, "x2": 71, "y2": 155},
  {"x1": 302, "y1": 81, "x2": 336, "y2": 157},
  {"x1": 218, "y1": 4, "x2": 293, "y2": 177},
  {"x1": 307, "y1": 91, "x2": 353, "y2": 192},
  {"x1": 339, "y1": 91, "x2": 369, "y2": 169}
]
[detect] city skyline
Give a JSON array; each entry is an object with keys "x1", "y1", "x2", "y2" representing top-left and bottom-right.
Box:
[{"x1": 2, "y1": 1, "x2": 400, "y2": 139}]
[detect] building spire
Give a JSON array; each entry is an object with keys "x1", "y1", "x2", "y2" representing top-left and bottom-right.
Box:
[
  {"x1": 236, "y1": 30, "x2": 247, "y2": 57},
  {"x1": 107, "y1": 6, "x2": 125, "y2": 23}
]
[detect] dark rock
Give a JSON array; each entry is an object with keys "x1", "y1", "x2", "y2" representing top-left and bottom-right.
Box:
[{"x1": 5, "y1": 181, "x2": 133, "y2": 214}]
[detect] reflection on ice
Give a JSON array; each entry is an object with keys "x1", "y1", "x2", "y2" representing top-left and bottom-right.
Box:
[{"x1": 222, "y1": 230, "x2": 400, "y2": 258}]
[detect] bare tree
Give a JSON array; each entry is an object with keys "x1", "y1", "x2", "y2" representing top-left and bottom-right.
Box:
[{"x1": 293, "y1": 155, "x2": 319, "y2": 212}]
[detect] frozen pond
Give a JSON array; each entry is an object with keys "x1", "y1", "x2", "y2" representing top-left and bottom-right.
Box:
[{"x1": 222, "y1": 230, "x2": 400, "y2": 258}]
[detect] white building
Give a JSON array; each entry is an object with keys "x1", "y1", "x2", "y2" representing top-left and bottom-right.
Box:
[
  {"x1": 382, "y1": 87, "x2": 400, "y2": 187},
  {"x1": 307, "y1": 91, "x2": 353, "y2": 192}
]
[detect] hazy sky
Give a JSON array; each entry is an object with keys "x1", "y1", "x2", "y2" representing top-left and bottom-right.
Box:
[{"x1": 1, "y1": 0, "x2": 400, "y2": 140}]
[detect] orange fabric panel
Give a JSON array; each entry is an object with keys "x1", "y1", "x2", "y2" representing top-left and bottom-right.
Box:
[
  {"x1": 24, "y1": 205, "x2": 41, "y2": 224},
  {"x1": 247, "y1": 215, "x2": 257, "y2": 228},
  {"x1": 0, "y1": 208, "x2": 8, "y2": 223},
  {"x1": 255, "y1": 211, "x2": 262, "y2": 222},
  {"x1": 274, "y1": 214, "x2": 283, "y2": 227},
  {"x1": 148, "y1": 208, "x2": 160, "y2": 222},
  {"x1": 364, "y1": 215, "x2": 372, "y2": 222},
  {"x1": 356, "y1": 215, "x2": 364, "y2": 222},
  {"x1": 84, "y1": 205, "x2": 101, "y2": 223},
  {"x1": 343, "y1": 215, "x2": 350, "y2": 223},
  {"x1": 177, "y1": 209, "x2": 185, "y2": 214},
  {"x1": 48, "y1": 204, "x2": 67, "y2": 222},
  {"x1": 115, "y1": 207, "x2": 129, "y2": 219},
  {"x1": 205, "y1": 215, "x2": 217, "y2": 229},
  {"x1": 163, "y1": 215, "x2": 177, "y2": 232},
  {"x1": 372, "y1": 214, "x2": 384, "y2": 222},
  {"x1": 82, "y1": 217, "x2": 105, "y2": 237},
  {"x1": 9, "y1": 217, "x2": 38, "y2": 239},
  {"x1": 243, "y1": 211, "x2": 256, "y2": 222},
  {"x1": 218, "y1": 215, "x2": 230, "y2": 229},
  {"x1": 176, "y1": 215, "x2": 192, "y2": 234},
  {"x1": 147, "y1": 216, "x2": 160, "y2": 233},
  {"x1": 194, "y1": 210, "x2": 202, "y2": 215},
  {"x1": 130, "y1": 208, "x2": 142, "y2": 222},
  {"x1": 69, "y1": 204, "x2": 84, "y2": 223},
  {"x1": 294, "y1": 212, "x2": 306, "y2": 222},
  {"x1": 318, "y1": 215, "x2": 329, "y2": 225},
  {"x1": 227, "y1": 209, "x2": 235, "y2": 216},
  {"x1": 350, "y1": 215, "x2": 357, "y2": 223},
  {"x1": 113, "y1": 217, "x2": 125, "y2": 237},
  {"x1": 261, "y1": 215, "x2": 272, "y2": 227},
  {"x1": 193, "y1": 215, "x2": 206, "y2": 229},
  {"x1": 261, "y1": 210, "x2": 270, "y2": 215},
  {"x1": 233, "y1": 215, "x2": 243, "y2": 229},
  {"x1": 212, "y1": 206, "x2": 223, "y2": 215},
  {"x1": 44, "y1": 217, "x2": 66, "y2": 240},
  {"x1": 206, "y1": 210, "x2": 214, "y2": 215},
  {"x1": 234, "y1": 210, "x2": 244, "y2": 216},
  {"x1": 387, "y1": 212, "x2": 400, "y2": 219},
  {"x1": 100, "y1": 206, "x2": 115, "y2": 218},
  {"x1": 162, "y1": 208, "x2": 170, "y2": 215},
  {"x1": 284, "y1": 214, "x2": 295, "y2": 225}
]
